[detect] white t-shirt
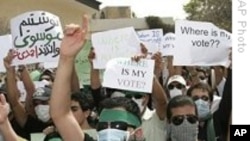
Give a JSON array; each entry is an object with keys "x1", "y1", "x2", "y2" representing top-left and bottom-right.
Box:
[{"x1": 142, "y1": 108, "x2": 167, "y2": 141}]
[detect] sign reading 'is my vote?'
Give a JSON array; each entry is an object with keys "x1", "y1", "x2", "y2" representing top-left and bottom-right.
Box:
[
  {"x1": 102, "y1": 58, "x2": 155, "y2": 93},
  {"x1": 10, "y1": 11, "x2": 63, "y2": 65}
]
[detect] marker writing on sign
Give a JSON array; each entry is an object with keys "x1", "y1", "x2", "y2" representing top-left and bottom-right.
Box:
[
  {"x1": 13, "y1": 47, "x2": 39, "y2": 60},
  {"x1": 191, "y1": 39, "x2": 220, "y2": 48},
  {"x1": 14, "y1": 32, "x2": 62, "y2": 48},
  {"x1": 38, "y1": 41, "x2": 60, "y2": 58},
  {"x1": 19, "y1": 12, "x2": 59, "y2": 36}
]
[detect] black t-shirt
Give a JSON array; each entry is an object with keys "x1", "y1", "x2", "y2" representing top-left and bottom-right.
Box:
[
  {"x1": 11, "y1": 118, "x2": 29, "y2": 139},
  {"x1": 84, "y1": 133, "x2": 96, "y2": 141},
  {"x1": 24, "y1": 115, "x2": 52, "y2": 140}
]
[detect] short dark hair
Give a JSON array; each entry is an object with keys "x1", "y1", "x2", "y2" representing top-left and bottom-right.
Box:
[
  {"x1": 39, "y1": 70, "x2": 54, "y2": 82},
  {"x1": 187, "y1": 82, "x2": 214, "y2": 102},
  {"x1": 71, "y1": 92, "x2": 93, "y2": 111},
  {"x1": 100, "y1": 97, "x2": 141, "y2": 124},
  {"x1": 166, "y1": 95, "x2": 197, "y2": 122}
]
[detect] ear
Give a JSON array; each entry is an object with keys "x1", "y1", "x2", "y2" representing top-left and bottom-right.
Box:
[{"x1": 84, "y1": 110, "x2": 91, "y2": 118}]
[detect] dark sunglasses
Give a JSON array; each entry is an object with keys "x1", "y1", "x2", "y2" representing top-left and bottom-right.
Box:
[
  {"x1": 97, "y1": 121, "x2": 130, "y2": 131},
  {"x1": 168, "y1": 83, "x2": 183, "y2": 90},
  {"x1": 199, "y1": 76, "x2": 206, "y2": 80},
  {"x1": 41, "y1": 78, "x2": 52, "y2": 81},
  {"x1": 171, "y1": 114, "x2": 198, "y2": 126},
  {"x1": 192, "y1": 95, "x2": 209, "y2": 102},
  {"x1": 125, "y1": 94, "x2": 143, "y2": 99}
]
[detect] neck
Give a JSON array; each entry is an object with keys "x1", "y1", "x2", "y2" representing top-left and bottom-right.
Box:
[{"x1": 80, "y1": 120, "x2": 91, "y2": 130}]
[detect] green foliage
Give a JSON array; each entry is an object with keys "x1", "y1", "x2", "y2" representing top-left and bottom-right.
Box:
[
  {"x1": 184, "y1": 0, "x2": 232, "y2": 32},
  {"x1": 145, "y1": 16, "x2": 174, "y2": 34}
]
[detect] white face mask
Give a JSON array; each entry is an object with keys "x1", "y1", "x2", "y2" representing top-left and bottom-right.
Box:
[
  {"x1": 98, "y1": 128, "x2": 129, "y2": 141},
  {"x1": 199, "y1": 79, "x2": 208, "y2": 84},
  {"x1": 35, "y1": 105, "x2": 50, "y2": 123},
  {"x1": 132, "y1": 98, "x2": 144, "y2": 113},
  {"x1": 169, "y1": 88, "x2": 183, "y2": 99}
]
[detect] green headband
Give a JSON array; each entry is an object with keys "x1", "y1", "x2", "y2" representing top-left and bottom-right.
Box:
[{"x1": 99, "y1": 109, "x2": 141, "y2": 128}]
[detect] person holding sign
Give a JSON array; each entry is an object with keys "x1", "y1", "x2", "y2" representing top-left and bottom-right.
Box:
[
  {"x1": 49, "y1": 15, "x2": 145, "y2": 141},
  {"x1": 4, "y1": 51, "x2": 55, "y2": 140}
]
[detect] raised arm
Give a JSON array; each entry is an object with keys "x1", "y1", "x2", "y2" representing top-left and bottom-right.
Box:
[
  {"x1": 18, "y1": 65, "x2": 36, "y2": 117},
  {"x1": 50, "y1": 15, "x2": 89, "y2": 141},
  {"x1": 0, "y1": 94, "x2": 20, "y2": 141},
  {"x1": 151, "y1": 52, "x2": 167, "y2": 120},
  {"x1": 71, "y1": 65, "x2": 80, "y2": 93},
  {"x1": 4, "y1": 51, "x2": 28, "y2": 127},
  {"x1": 89, "y1": 48, "x2": 101, "y2": 90}
]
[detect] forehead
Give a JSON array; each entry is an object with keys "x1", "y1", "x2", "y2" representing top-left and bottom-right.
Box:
[
  {"x1": 169, "y1": 81, "x2": 181, "y2": 85},
  {"x1": 171, "y1": 105, "x2": 196, "y2": 117},
  {"x1": 191, "y1": 88, "x2": 209, "y2": 97},
  {"x1": 33, "y1": 99, "x2": 49, "y2": 105},
  {"x1": 71, "y1": 100, "x2": 80, "y2": 106}
]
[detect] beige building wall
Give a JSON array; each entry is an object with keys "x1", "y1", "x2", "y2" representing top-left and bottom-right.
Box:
[
  {"x1": 93, "y1": 6, "x2": 132, "y2": 19},
  {"x1": 0, "y1": 0, "x2": 98, "y2": 30}
]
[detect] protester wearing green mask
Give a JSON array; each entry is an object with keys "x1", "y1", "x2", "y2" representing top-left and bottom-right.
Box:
[{"x1": 49, "y1": 15, "x2": 145, "y2": 141}]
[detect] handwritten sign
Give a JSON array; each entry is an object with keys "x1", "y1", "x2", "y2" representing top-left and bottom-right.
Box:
[
  {"x1": 174, "y1": 20, "x2": 231, "y2": 66},
  {"x1": 91, "y1": 27, "x2": 141, "y2": 69},
  {"x1": 0, "y1": 35, "x2": 12, "y2": 72},
  {"x1": 160, "y1": 33, "x2": 175, "y2": 56},
  {"x1": 10, "y1": 11, "x2": 63, "y2": 65},
  {"x1": 75, "y1": 40, "x2": 92, "y2": 85},
  {"x1": 102, "y1": 58, "x2": 155, "y2": 93},
  {"x1": 137, "y1": 29, "x2": 163, "y2": 55}
]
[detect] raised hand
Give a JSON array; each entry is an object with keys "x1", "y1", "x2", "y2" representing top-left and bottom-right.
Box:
[
  {"x1": 60, "y1": 15, "x2": 89, "y2": 59},
  {"x1": 151, "y1": 52, "x2": 163, "y2": 76},
  {"x1": 88, "y1": 47, "x2": 95, "y2": 65},
  {"x1": 3, "y1": 50, "x2": 15, "y2": 71},
  {"x1": 0, "y1": 94, "x2": 9, "y2": 124}
]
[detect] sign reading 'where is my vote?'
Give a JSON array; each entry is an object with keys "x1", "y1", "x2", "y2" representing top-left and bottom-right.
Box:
[
  {"x1": 103, "y1": 58, "x2": 155, "y2": 93},
  {"x1": 11, "y1": 11, "x2": 63, "y2": 66},
  {"x1": 174, "y1": 20, "x2": 231, "y2": 66}
]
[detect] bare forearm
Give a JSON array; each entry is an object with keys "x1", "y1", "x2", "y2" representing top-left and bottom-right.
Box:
[
  {"x1": 50, "y1": 57, "x2": 74, "y2": 118},
  {"x1": 20, "y1": 68, "x2": 36, "y2": 116},
  {"x1": 152, "y1": 76, "x2": 167, "y2": 120},
  {"x1": 90, "y1": 66, "x2": 101, "y2": 89},
  {"x1": 0, "y1": 120, "x2": 19, "y2": 141},
  {"x1": 6, "y1": 71, "x2": 27, "y2": 127},
  {"x1": 71, "y1": 65, "x2": 80, "y2": 93}
]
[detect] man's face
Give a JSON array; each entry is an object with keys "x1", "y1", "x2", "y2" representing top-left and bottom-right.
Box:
[
  {"x1": 168, "y1": 81, "x2": 185, "y2": 98},
  {"x1": 40, "y1": 74, "x2": 53, "y2": 85},
  {"x1": 170, "y1": 105, "x2": 197, "y2": 125},
  {"x1": 191, "y1": 88, "x2": 211, "y2": 105},
  {"x1": 97, "y1": 108, "x2": 138, "y2": 133},
  {"x1": 71, "y1": 100, "x2": 89, "y2": 125}
]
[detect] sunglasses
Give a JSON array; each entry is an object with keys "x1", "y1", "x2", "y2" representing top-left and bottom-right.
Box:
[
  {"x1": 199, "y1": 76, "x2": 206, "y2": 80},
  {"x1": 168, "y1": 83, "x2": 183, "y2": 90},
  {"x1": 171, "y1": 114, "x2": 198, "y2": 126},
  {"x1": 41, "y1": 78, "x2": 52, "y2": 81},
  {"x1": 192, "y1": 95, "x2": 209, "y2": 102},
  {"x1": 125, "y1": 94, "x2": 143, "y2": 99},
  {"x1": 97, "y1": 121, "x2": 131, "y2": 131}
]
